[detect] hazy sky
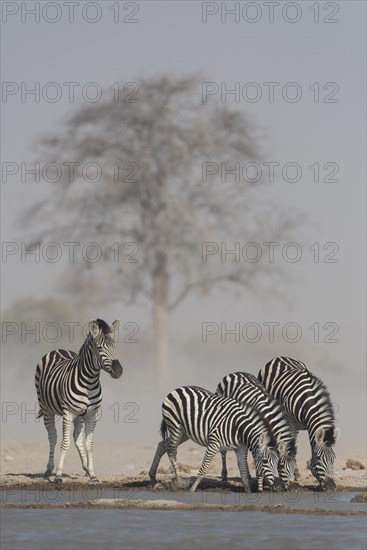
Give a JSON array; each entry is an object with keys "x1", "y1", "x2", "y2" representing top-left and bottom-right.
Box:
[{"x1": 1, "y1": 1, "x2": 366, "y2": 452}]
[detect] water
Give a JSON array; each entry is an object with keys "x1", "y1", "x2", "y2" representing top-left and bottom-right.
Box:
[{"x1": 1, "y1": 509, "x2": 366, "y2": 550}]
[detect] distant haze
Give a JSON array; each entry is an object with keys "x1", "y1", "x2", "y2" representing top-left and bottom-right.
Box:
[{"x1": 1, "y1": 1, "x2": 365, "y2": 460}]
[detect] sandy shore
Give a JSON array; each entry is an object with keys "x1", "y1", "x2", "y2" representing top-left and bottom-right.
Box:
[{"x1": 1, "y1": 439, "x2": 366, "y2": 493}]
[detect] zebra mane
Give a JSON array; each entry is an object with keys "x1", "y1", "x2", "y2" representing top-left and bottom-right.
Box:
[
  {"x1": 311, "y1": 373, "x2": 336, "y2": 443},
  {"x1": 323, "y1": 426, "x2": 337, "y2": 446},
  {"x1": 285, "y1": 436, "x2": 297, "y2": 455},
  {"x1": 96, "y1": 319, "x2": 112, "y2": 334}
]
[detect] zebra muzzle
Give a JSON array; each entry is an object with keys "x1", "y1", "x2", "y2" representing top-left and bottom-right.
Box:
[
  {"x1": 111, "y1": 360, "x2": 123, "y2": 379},
  {"x1": 322, "y1": 476, "x2": 336, "y2": 490}
]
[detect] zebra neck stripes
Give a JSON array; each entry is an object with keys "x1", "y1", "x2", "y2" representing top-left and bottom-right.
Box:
[{"x1": 77, "y1": 336, "x2": 104, "y2": 388}]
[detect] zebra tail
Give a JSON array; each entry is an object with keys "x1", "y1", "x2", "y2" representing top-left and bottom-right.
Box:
[
  {"x1": 37, "y1": 410, "x2": 43, "y2": 419},
  {"x1": 160, "y1": 418, "x2": 169, "y2": 440}
]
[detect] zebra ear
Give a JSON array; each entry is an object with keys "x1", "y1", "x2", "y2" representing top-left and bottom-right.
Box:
[
  {"x1": 334, "y1": 428, "x2": 340, "y2": 442},
  {"x1": 277, "y1": 439, "x2": 287, "y2": 456},
  {"x1": 258, "y1": 432, "x2": 269, "y2": 450},
  {"x1": 315, "y1": 427, "x2": 324, "y2": 444},
  {"x1": 89, "y1": 320, "x2": 100, "y2": 338},
  {"x1": 110, "y1": 320, "x2": 120, "y2": 333}
]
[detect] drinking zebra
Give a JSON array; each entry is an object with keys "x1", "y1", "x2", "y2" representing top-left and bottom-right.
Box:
[
  {"x1": 149, "y1": 386, "x2": 278, "y2": 493},
  {"x1": 258, "y1": 356, "x2": 340, "y2": 490},
  {"x1": 216, "y1": 372, "x2": 297, "y2": 490},
  {"x1": 35, "y1": 319, "x2": 122, "y2": 483}
]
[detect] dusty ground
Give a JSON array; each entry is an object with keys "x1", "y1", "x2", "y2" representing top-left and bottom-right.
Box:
[{"x1": 1, "y1": 439, "x2": 366, "y2": 492}]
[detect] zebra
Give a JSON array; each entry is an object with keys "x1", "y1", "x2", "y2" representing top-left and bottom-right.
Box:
[
  {"x1": 258, "y1": 356, "x2": 340, "y2": 490},
  {"x1": 216, "y1": 372, "x2": 297, "y2": 491},
  {"x1": 149, "y1": 386, "x2": 279, "y2": 493},
  {"x1": 35, "y1": 319, "x2": 122, "y2": 483}
]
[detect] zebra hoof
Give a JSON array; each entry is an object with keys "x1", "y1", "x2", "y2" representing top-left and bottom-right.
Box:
[
  {"x1": 89, "y1": 476, "x2": 99, "y2": 483},
  {"x1": 171, "y1": 477, "x2": 190, "y2": 491},
  {"x1": 44, "y1": 470, "x2": 53, "y2": 478},
  {"x1": 53, "y1": 476, "x2": 62, "y2": 484}
]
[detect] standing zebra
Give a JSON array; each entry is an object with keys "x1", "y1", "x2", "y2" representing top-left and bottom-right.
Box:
[
  {"x1": 216, "y1": 372, "x2": 297, "y2": 490},
  {"x1": 35, "y1": 319, "x2": 122, "y2": 483},
  {"x1": 149, "y1": 386, "x2": 278, "y2": 493},
  {"x1": 258, "y1": 357, "x2": 340, "y2": 490}
]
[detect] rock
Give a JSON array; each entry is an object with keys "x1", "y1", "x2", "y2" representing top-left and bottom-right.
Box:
[{"x1": 345, "y1": 459, "x2": 365, "y2": 470}]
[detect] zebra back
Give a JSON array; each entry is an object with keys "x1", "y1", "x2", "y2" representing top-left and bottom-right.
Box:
[{"x1": 162, "y1": 386, "x2": 277, "y2": 453}]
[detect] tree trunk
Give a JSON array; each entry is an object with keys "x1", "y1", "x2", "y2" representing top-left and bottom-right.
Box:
[{"x1": 153, "y1": 262, "x2": 169, "y2": 387}]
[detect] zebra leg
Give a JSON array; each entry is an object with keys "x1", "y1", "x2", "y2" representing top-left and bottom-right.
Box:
[
  {"x1": 294, "y1": 431, "x2": 301, "y2": 481},
  {"x1": 149, "y1": 434, "x2": 189, "y2": 483},
  {"x1": 43, "y1": 412, "x2": 57, "y2": 476},
  {"x1": 73, "y1": 415, "x2": 88, "y2": 475},
  {"x1": 234, "y1": 446, "x2": 252, "y2": 493},
  {"x1": 166, "y1": 429, "x2": 187, "y2": 487},
  {"x1": 55, "y1": 410, "x2": 74, "y2": 483},
  {"x1": 149, "y1": 438, "x2": 171, "y2": 482},
  {"x1": 221, "y1": 451, "x2": 228, "y2": 482},
  {"x1": 84, "y1": 414, "x2": 98, "y2": 482},
  {"x1": 189, "y1": 443, "x2": 219, "y2": 493}
]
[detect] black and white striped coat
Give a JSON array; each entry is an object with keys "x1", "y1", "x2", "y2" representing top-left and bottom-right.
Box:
[
  {"x1": 258, "y1": 357, "x2": 340, "y2": 489},
  {"x1": 35, "y1": 319, "x2": 122, "y2": 482},
  {"x1": 216, "y1": 372, "x2": 297, "y2": 490},
  {"x1": 149, "y1": 386, "x2": 278, "y2": 493}
]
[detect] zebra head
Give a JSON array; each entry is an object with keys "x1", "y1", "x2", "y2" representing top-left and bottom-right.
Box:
[
  {"x1": 89, "y1": 319, "x2": 123, "y2": 379},
  {"x1": 310, "y1": 426, "x2": 340, "y2": 489},
  {"x1": 276, "y1": 439, "x2": 297, "y2": 491},
  {"x1": 254, "y1": 432, "x2": 279, "y2": 490}
]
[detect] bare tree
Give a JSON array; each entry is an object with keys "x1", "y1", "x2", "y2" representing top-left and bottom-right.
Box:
[{"x1": 25, "y1": 74, "x2": 295, "y2": 383}]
